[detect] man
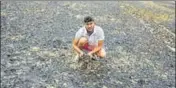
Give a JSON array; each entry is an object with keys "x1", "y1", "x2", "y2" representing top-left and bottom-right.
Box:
[{"x1": 72, "y1": 16, "x2": 106, "y2": 59}]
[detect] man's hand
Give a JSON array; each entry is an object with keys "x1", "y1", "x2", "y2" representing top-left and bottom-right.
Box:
[
  {"x1": 79, "y1": 51, "x2": 84, "y2": 57},
  {"x1": 87, "y1": 52, "x2": 93, "y2": 58}
]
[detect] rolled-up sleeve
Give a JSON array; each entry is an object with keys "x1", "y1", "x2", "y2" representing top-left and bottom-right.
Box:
[
  {"x1": 75, "y1": 29, "x2": 82, "y2": 39},
  {"x1": 97, "y1": 28, "x2": 105, "y2": 40}
]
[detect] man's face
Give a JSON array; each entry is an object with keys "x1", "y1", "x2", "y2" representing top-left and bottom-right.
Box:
[{"x1": 85, "y1": 21, "x2": 95, "y2": 31}]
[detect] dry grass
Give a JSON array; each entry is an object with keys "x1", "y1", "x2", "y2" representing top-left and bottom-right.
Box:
[{"x1": 121, "y1": 1, "x2": 174, "y2": 24}]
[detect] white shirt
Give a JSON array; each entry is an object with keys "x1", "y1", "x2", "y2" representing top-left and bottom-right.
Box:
[{"x1": 75, "y1": 25, "x2": 105, "y2": 46}]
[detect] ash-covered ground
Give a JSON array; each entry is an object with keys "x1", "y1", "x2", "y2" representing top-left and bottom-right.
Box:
[{"x1": 1, "y1": 1, "x2": 175, "y2": 88}]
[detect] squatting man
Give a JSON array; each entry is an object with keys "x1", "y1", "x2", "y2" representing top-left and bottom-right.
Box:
[{"x1": 72, "y1": 16, "x2": 106, "y2": 59}]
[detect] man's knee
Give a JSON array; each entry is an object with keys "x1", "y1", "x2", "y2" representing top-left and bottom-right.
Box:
[
  {"x1": 97, "y1": 49, "x2": 106, "y2": 58},
  {"x1": 100, "y1": 52, "x2": 106, "y2": 58},
  {"x1": 78, "y1": 37, "x2": 88, "y2": 47}
]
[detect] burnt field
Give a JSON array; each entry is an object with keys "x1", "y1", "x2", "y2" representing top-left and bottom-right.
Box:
[{"x1": 1, "y1": 1, "x2": 175, "y2": 88}]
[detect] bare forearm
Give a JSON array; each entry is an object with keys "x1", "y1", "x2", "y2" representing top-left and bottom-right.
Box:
[
  {"x1": 73, "y1": 44, "x2": 82, "y2": 54},
  {"x1": 90, "y1": 46, "x2": 101, "y2": 54}
]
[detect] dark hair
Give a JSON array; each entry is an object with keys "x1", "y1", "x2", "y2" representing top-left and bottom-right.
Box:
[{"x1": 84, "y1": 16, "x2": 94, "y2": 23}]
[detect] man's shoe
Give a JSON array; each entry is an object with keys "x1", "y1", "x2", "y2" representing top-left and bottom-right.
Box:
[{"x1": 91, "y1": 55, "x2": 98, "y2": 60}]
